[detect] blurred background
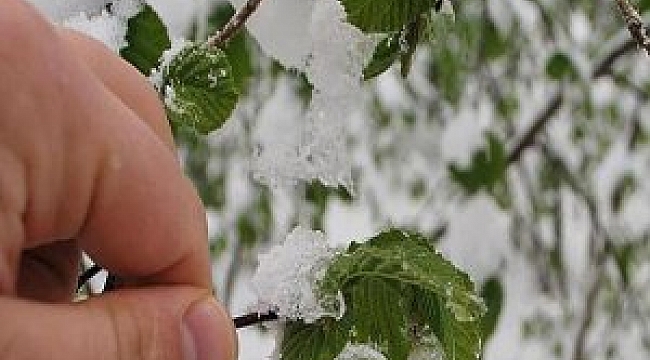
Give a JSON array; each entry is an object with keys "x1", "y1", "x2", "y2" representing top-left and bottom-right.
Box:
[{"x1": 32, "y1": 0, "x2": 650, "y2": 359}]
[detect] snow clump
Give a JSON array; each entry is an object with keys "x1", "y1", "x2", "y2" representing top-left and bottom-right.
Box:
[
  {"x1": 230, "y1": 0, "x2": 374, "y2": 188},
  {"x1": 61, "y1": 0, "x2": 143, "y2": 53},
  {"x1": 334, "y1": 343, "x2": 388, "y2": 360},
  {"x1": 251, "y1": 226, "x2": 345, "y2": 323}
]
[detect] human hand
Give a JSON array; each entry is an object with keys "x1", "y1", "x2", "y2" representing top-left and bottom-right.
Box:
[{"x1": 0, "y1": 1, "x2": 236, "y2": 359}]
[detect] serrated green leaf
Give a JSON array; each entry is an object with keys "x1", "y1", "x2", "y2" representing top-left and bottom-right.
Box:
[
  {"x1": 439, "y1": 305, "x2": 482, "y2": 360},
  {"x1": 340, "y1": 0, "x2": 438, "y2": 32},
  {"x1": 318, "y1": 230, "x2": 484, "y2": 360},
  {"x1": 347, "y1": 278, "x2": 410, "y2": 359},
  {"x1": 363, "y1": 33, "x2": 401, "y2": 80},
  {"x1": 163, "y1": 43, "x2": 239, "y2": 135},
  {"x1": 281, "y1": 318, "x2": 349, "y2": 360},
  {"x1": 120, "y1": 4, "x2": 171, "y2": 75}
]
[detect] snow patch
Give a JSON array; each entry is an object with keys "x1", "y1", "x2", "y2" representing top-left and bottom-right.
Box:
[
  {"x1": 61, "y1": 0, "x2": 143, "y2": 53},
  {"x1": 252, "y1": 226, "x2": 344, "y2": 323},
  {"x1": 335, "y1": 343, "x2": 387, "y2": 360}
]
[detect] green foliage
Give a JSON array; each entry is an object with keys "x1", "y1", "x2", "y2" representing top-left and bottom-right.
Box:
[
  {"x1": 363, "y1": 32, "x2": 401, "y2": 79},
  {"x1": 481, "y1": 19, "x2": 508, "y2": 60},
  {"x1": 545, "y1": 52, "x2": 578, "y2": 81},
  {"x1": 281, "y1": 319, "x2": 350, "y2": 360},
  {"x1": 191, "y1": 2, "x2": 254, "y2": 93},
  {"x1": 120, "y1": 4, "x2": 171, "y2": 75},
  {"x1": 340, "y1": 0, "x2": 438, "y2": 32},
  {"x1": 449, "y1": 134, "x2": 507, "y2": 196},
  {"x1": 163, "y1": 43, "x2": 239, "y2": 135},
  {"x1": 479, "y1": 277, "x2": 503, "y2": 342},
  {"x1": 611, "y1": 173, "x2": 636, "y2": 213},
  {"x1": 281, "y1": 230, "x2": 485, "y2": 360}
]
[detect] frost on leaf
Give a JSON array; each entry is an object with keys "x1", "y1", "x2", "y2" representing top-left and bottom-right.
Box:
[
  {"x1": 61, "y1": 0, "x2": 143, "y2": 53},
  {"x1": 335, "y1": 343, "x2": 388, "y2": 360},
  {"x1": 252, "y1": 226, "x2": 345, "y2": 323}
]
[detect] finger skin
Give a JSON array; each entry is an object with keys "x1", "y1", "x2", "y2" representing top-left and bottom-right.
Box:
[
  {"x1": 0, "y1": 0, "x2": 210, "y2": 289},
  {"x1": 57, "y1": 29, "x2": 175, "y2": 150},
  {"x1": 0, "y1": 287, "x2": 237, "y2": 360}
]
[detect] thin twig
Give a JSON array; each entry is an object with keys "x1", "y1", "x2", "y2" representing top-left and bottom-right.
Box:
[
  {"x1": 207, "y1": 0, "x2": 265, "y2": 48},
  {"x1": 233, "y1": 311, "x2": 279, "y2": 329},
  {"x1": 506, "y1": 38, "x2": 636, "y2": 164},
  {"x1": 507, "y1": 91, "x2": 563, "y2": 165},
  {"x1": 615, "y1": 0, "x2": 650, "y2": 55}
]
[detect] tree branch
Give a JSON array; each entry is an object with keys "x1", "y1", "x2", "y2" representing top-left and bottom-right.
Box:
[
  {"x1": 233, "y1": 311, "x2": 279, "y2": 329},
  {"x1": 506, "y1": 38, "x2": 637, "y2": 164},
  {"x1": 615, "y1": 0, "x2": 650, "y2": 55},
  {"x1": 207, "y1": 0, "x2": 265, "y2": 48}
]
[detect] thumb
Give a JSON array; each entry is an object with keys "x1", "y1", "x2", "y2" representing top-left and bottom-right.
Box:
[{"x1": 0, "y1": 286, "x2": 237, "y2": 360}]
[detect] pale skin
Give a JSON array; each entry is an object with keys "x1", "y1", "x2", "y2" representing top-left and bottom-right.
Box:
[{"x1": 0, "y1": 1, "x2": 236, "y2": 359}]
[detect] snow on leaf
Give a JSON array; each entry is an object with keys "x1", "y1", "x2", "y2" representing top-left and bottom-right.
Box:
[
  {"x1": 335, "y1": 343, "x2": 388, "y2": 360},
  {"x1": 252, "y1": 226, "x2": 345, "y2": 323},
  {"x1": 239, "y1": 0, "x2": 374, "y2": 188},
  {"x1": 162, "y1": 42, "x2": 239, "y2": 135},
  {"x1": 62, "y1": 0, "x2": 143, "y2": 53}
]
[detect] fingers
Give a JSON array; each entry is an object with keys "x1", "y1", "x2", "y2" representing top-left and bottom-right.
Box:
[
  {"x1": 0, "y1": 286, "x2": 237, "y2": 360},
  {"x1": 0, "y1": 0, "x2": 211, "y2": 290},
  {"x1": 16, "y1": 240, "x2": 79, "y2": 302},
  {"x1": 57, "y1": 29, "x2": 175, "y2": 150}
]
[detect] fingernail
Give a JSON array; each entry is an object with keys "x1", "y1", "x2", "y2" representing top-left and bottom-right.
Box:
[{"x1": 182, "y1": 299, "x2": 233, "y2": 360}]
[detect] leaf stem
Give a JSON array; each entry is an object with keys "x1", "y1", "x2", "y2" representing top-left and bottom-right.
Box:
[{"x1": 207, "y1": 0, "x2": 265, "y2": 48}]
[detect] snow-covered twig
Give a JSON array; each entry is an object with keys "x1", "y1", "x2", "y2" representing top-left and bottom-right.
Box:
[{"x1": 207, "y1": 0, "x2": 265, "y2": 48}]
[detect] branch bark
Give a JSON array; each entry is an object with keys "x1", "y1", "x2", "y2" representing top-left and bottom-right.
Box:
[
  {"x1": 506, "y1": 38, "x2": 637, "y2": 164},
  {"x1": 615, "y1": 0, "x2": 650, "y2": 55},
  {"x1": 207, "y1": 0, "x2": 265, "y2": 48}
]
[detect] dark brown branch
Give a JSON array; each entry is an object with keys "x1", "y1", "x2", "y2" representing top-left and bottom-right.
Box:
[
  {"x1": 615, "y1": 0, "x2": 650, "y2": 55},
  {"x1": 506, "y1": 38, "x2": 637, "y2": 164},
  {"x1": 207, "y1": 0, "x2": 265, "y2": 48},
  {"x1": 507, "y1": 91, "x2": 563, "y2": 165},
  {"x1": 233, "y1": 311, "x2": 279, "y2": 329}
]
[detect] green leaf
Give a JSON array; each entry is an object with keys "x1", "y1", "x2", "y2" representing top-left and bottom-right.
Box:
[
  {"x1": 320, "y1": 230, "x2": 484, "y2": 360},
  {"x1": 120, "y1": 4, "x2": 171, "y2": 75},
  {"x1": 481, "y1": 19, "x2": 507, "y2": 60},
  {"x1": 281, "y1": 318, "x2": 349, "y2": 360},
  {"x1": 611, "y1": 173, "x2": 636, "y2": 213},
  {"x1": 438, "y1": 305, "x2": 482, "y2": 360},
  {"x1": 479, "y1": 277, "x2": 503, "y2": 341},
  {"x1": 280, "y1": 230, "x2": 484, "y2": 359},
  {"x1": 163, "y1": 43, "x2": 239, "y2": 135},
  {"x1": 545, "y1": 52, "x2": 578, "y2": 81},
  {"x1": 449, "y1": 133, "x2": 507, "y2": 195},
  {"x1": 363, "y1": 32, "x2": 401, "y2": 80},
  {"x1": 347, "y1": 278, "x2": 410, "y2": 359},
  {"x1": 191, "y1": 2, "x2": 254, "y2": 93},
  {"x1": 340, "y1": 0, "x2": 438, "y2": 32},
  {"x1": 400, "y1": 19, "x2": 423, "y2": 78}
]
